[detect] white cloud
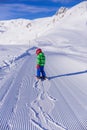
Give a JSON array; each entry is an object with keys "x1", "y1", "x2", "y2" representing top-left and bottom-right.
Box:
[
  {"x1": 0, "y1": 4, "x2": 56, "y2": 13},
  {"x1": 15, "y1": 4, "x2": 56, "y2": 13},
  {"x1": 0, "y1": 4, "x2": 57, "y2": 20},
  {"x1": 51, "y1": 0, "x2": 73, "y2": 3}
]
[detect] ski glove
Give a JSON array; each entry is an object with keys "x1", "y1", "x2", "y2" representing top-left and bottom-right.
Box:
[{"x1": 36, "y1": 64, "x2": 40, "y2": 69}]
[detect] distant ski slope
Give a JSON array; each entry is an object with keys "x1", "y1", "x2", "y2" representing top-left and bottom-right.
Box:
[{"x1": 0, "y1": 50, "x2": 87, "y2": 130}]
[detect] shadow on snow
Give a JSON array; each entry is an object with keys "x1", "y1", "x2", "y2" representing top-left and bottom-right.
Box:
[{"x1": 49, "y1": 70, "x2": 87, "y2": 80}]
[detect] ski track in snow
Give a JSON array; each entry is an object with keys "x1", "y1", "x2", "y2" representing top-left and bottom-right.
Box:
[
  {"x1": 0, "y1": 56, "x2": 30, "y2": 130},
  {"x1": 0, "y1": 52, "x2": 87, "y2": 130},
  {"x1": 31, "y1": 79, "x2": 66, "y2": 130},
  {"x1": 0, "y1": 54, "x2": 66, "y2": 130}
]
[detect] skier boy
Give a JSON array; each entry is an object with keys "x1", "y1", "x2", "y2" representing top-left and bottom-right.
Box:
[{"x1": 36, "y1": 48, "x2": 46, "y2": 79}]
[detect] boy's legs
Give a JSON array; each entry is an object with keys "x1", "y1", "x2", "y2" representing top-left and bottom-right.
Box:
[
  {"x1": 40, "y1": 66, "x2": 46, "y2": 78},
  {"x1": 37, "y1": 66, "x2": 46, "y2": 79},
  {"x1": 37, "y1": 67, "x2": 40, "y2": 78}
]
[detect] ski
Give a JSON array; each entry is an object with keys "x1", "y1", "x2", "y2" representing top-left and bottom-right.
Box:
[{"x1": 36, "y1": 76, "x2": 49, "y2": 81}]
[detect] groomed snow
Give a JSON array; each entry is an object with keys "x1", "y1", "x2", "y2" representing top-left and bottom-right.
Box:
[
  {"x1": 0, "y1": 45, "x2": 87, "y2": 130},
  {"x1": 0, "y1": 1, "x2": 87, "y2": 130}
]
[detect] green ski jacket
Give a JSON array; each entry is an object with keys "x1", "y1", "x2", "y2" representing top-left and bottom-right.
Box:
[{"x1": 37, "y1": 52, "x2": 45, "y2": 66}]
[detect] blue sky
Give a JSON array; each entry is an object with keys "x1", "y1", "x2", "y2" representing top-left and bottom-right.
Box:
[{"x1": 0, "y1": 0, "x2": 85, "y2": 20}]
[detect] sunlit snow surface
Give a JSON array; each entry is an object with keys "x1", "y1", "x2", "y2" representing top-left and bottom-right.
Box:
[
  {"x1": 0, "y1": 42, "x2": 87, "y2": 130},
  {"x1": 0, "y1": 1, "x2": 87, "y2": 130}
]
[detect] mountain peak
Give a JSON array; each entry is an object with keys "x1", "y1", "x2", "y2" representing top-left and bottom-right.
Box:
[{"x1": 55, "y1": 7, "x2": 68, "y2": 18}]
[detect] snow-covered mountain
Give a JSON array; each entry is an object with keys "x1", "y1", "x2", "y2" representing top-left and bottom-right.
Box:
[
  {"x1": 0, "y1": 1, "x2": 87, "y2": 45},
  {"x1": 58, "y1": 1, "x2": 87, "y2": 29},
  {"x1": 0, "y1": 1, "x2": 87, "y2": 130}
]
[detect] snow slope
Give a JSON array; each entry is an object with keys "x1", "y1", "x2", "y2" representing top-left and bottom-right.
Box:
[
  {"x1": 0, "y1": 49, "x2": 66, "y2": 130},
  {"x1": 0, "y1": 1, "x2": 87, "y2": 130},
  {"x1": 0, "y1": 46, "x2": 87, "y2": 130}
]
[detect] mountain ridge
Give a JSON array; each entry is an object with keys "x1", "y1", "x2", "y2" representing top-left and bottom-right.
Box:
[{"x1": 0, "y1": 1, "x2": 87, "y2": 45}]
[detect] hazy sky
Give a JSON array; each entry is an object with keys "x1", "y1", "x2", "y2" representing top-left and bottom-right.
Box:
[{"x1": 0, "y1": 0, "x2": 84, "y2": 20}]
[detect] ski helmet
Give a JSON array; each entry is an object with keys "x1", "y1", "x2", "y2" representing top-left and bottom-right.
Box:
[{"x1": 36, "y1": 48, "x2": 42, "y2": 55}]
